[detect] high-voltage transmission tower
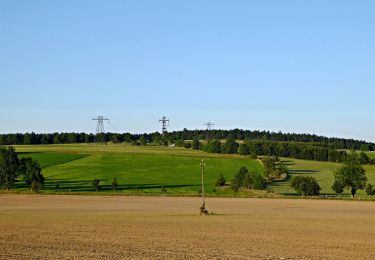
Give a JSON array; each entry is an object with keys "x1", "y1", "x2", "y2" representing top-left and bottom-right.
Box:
[
  {"x1": 159, "y1": 116, "x2": 170, "y2": 134},
  {"x1": 92, "y1": 116, "x2": 109, "y2": 143},
  {"x1": 204, "y1": 122, "x2": 215, "y2": 140}
]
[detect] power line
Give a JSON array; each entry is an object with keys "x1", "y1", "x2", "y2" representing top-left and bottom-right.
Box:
[
  {"x1": 92, "y1": 116, "x2": 109, "y2": 144},
  {"x1": 204, "y1": 122, "x2": 215, "y2": 140},
  {"x1": 92, "y1": 116, "x2": 109, "y2": 134},
  {"x1": 159, "y1": 116, "x2": 170, "y2": 134}
]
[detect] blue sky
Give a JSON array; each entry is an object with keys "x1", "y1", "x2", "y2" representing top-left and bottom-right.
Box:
[{"x1": 1, "y1": 1, "x2": 375, "y2": 141}]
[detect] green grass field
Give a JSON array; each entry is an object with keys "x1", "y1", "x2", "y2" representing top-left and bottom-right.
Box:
[
  {"x1": 18, "y1": 152, "x2": 88, "y2": 168},
  {"x1": 9, "y1": 144, "x2": 375, "y2": 198},
  {"x1": 13, "y1": 144, "x2": 263, "y2": 195},
  {"x1": 269, "y1": 158, "x2": 375, "y2": 198}
]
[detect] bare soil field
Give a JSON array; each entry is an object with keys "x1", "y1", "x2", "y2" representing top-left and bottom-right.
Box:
[{"x1": 0, "y1": 195, "x2": 374, "y2": 259}]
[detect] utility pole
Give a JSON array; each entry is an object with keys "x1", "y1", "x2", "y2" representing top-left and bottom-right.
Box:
[
  {"x1": 159, "y1": 116, "x2": 170, "y2": 134},
  {"x1": 200, "y1": 160, "x2": 206, "y2": 206},
  {"x1": 92, "y1": 116, "x2": 109, "y2": 144},
  {"x1": 204, "y1": 122, "x2": 214, "y2": 140}
]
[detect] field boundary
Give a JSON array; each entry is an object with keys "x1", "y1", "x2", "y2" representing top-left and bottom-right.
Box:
[{"x1": 1, "y1": 190, "x2": 374, "y2": 201}]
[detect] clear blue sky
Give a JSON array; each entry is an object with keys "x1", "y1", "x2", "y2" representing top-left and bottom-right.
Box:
[{"x1": 1, "y1": 1, "x2": 375, "y2": 141}]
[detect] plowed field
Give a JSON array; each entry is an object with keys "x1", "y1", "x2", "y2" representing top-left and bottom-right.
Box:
[{"x1": 0, "y1": 195, "x2": 374, "y2": 259}]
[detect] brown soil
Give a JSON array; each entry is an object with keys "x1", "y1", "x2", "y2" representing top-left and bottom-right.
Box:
[{"x1": 0, "y1": 195, "x2": 374, "y2": 259}]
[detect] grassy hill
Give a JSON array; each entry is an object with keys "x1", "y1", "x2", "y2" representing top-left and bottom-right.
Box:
[
  {"x1": 10, "y1": 144, "x2": 375, "y2": 198},
  {"x1": 269, "y1": 158, "x2": 375, "y2": 198},
  {"x1": 14, "y1": 144, "x2": 263, "y2": 195}
]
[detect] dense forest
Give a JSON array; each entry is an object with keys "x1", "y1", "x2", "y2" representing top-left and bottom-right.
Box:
[{"x1": 0, "y1": 129, "x2": 373, "y2": 151}]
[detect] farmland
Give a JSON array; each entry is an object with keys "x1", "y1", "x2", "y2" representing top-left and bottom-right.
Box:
[
  {"x1": 13, "y1": 144, "x2": 263, "y2": 195},
  {"x1": 0, "y1": 194, "x2": 374, "y2": 259},
  {"x1": 8, "y1": 144, "x2": 375, "y2": 198},
  {"x1": 270, "y1": 158, "x2": 375, "y2": 198}
]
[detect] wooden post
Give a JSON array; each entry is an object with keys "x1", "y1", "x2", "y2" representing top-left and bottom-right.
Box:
[{"x1": 200, "y1": 160, "x2": 206, "y2": 206}]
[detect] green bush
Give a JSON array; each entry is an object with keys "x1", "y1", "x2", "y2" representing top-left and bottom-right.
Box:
[
  {"x1": 203, "y1": 140, "x2": 221, "y2": 153},
  {"x1": 31, "y1": 180, "x2": 40, "y2": 192},
  {"x1": 221, "y1": 137, "x2": 239, "y2": 154},
  {"x1": 92, "y1": 178, "x2": 101, "y2": 191},
  {"x1": 230, "y1": 167, "x2": 267, "y2": 191},
  {"x1": 175, "y1": 140, "x2": 185, "y2": 147},
  {"x1": 215, "y1": 174, "x2": 226, "y2": 187},
  {"x1": 192, "y1": 138, "x2": 200, "y2": 150},
  {"x1": 291, "y1": 176, "x2": 321, "y2": 196},
  {"x1": 250, "y1": 151, "x2": 257, "y2": 159},
  {"x1": 365, "y1": 184, "x2": 375, "y2": 195}
]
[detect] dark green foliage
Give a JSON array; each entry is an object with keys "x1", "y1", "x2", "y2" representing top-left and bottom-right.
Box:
[
  {"x1": 175, "y1": 140, "x2": 185, "y2": 147},
  {"x1": 369, "y1": 158, "x2": 375, "y2": 165},
  {"x1": 0, "y1": 130, "x2": 372, "y2": 151},
  {"x1": 262, "y1": 157, "x2": 276, "y2": 177},
  {"x1": 360, "y1": 144, "x2": 370, "y2": 151},
  {"x1": 331, "y1": 180, "x2": 345, "y2": 195},
  {"x1": 221, "y1": 137, "x2": 239, "y2": 154},
  {"x1": 0, "y1": 147, "x2": 20, "y2": 191},
  {"x1": 92, "y1": 178, "x2": 101, "y2": 191},
  {"x1": 359, "y1": 152, "x2": 369, "y2": 165},
  {"x1": 250, "y1": 151, "x2": 257, "y2": 159},
  {"x1": 215, "y1": 174, "x2": 226, "y2": 187},
  {"x1": 365, "y1": 184, "x2": 375, "y2": 196},
  {"x1": 1, "y1": 130, "x2": 373, "y2": 164},
  {"x1": 230, "y1": 179, "x2": 241, "y2": 192},
  {"x1": 230, "y1": 167, "x2": 248, "y2": 192},
  {"x1": 242, "y1": 173, "x2": 253, "y2": 189},
  {"x1": 233, "y1": 167, "x2": 248, "y2": 186},
  {"x1": 192, "y1": 138, "x2": 200, "y2": 150},
  {"x1": 252, "y1": 173, "x2": 267, "y2": 190},
  {"x1": 111, "y1": 177, "x2": 118, "y2": 191},
  {"x1": 19, "y1": 158, "x2": 44, "y2": 190},
  {"x1": 333, "y1": 153, "x2": 367, "y2": 197},
  {"x1": 31, "y1": 180, "x2": 41, "y2": 193},
  {"x1": 203, "y1": 140, "x2": 221, "y2": 153},
  {"x1": 238, "y1": 143, "x2": 249, "y2": 155},
  {"x1": 291, "y1": 176, "x2": 321, "y2": 196},
  {"x1": 67, "y1": 133, "x2": 78, "y2": 143},
  {"x1": 152, "y1": 134, "x2": 162, "y2": 145},
  {"x1": 111, "y1": 134, "x2": 121, "y2": 143},
  {"x1": 241, "y1": 141, "x2": 347, "y2": 163},
  {"x1": 95, "y1": 133, "x2": 106, "y2": 144},
  {"x1": 0, "y1": 147, "x2": 45, "y2": 191},
  {"x1": 183, "y1": 142, "x2": 192, "y2": 149},
  {"x1": 230, "y1": 166, "x2": 266, "y2": 191},
  {"x1": 138, "y1": 135, "x2": 147, "y2": 146},
  {"x1": 131, "y1": 140, "x2": 140, "y2": 146}
]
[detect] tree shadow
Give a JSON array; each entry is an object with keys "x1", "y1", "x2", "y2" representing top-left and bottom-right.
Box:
[
  {"x1": 280, "y1": 160, "x2": 294, "y2": 166},
  {"x1": 288, "y1": 169, "x2": 319, "y2": 174},
  {"x1": 17, "y1": 151, "x2": 43, "y2": 155},
  {"x1": 30, "y1": 178, "x2": 201, "y2": 192}
]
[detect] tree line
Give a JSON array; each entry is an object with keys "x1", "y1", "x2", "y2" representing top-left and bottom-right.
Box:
[
  {"x1": 190, "y1": 138, "x2": 349, "y2": 163},
  {"x1": 0, "y1": 129, "x2": 373, "y2": 150}
]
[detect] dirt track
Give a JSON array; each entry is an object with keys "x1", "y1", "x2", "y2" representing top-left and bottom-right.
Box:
[{"x1": 0, "y1": 195, "x2": 374, "y2": 259}]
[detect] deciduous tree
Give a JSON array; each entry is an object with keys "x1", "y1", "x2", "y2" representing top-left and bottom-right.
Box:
[
  {"x1": 0, "y1": 147, "x2": 20, "y2": 191},
  {"x1": 333, "y1": 153, "x2": 367, "y2": 197}
]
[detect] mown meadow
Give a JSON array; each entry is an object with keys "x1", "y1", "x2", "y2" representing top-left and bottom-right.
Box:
[
  {"x1": 10, "y1": 144, "x2": 375, "y2": 198},
  {"x1": 14, "y1": 144, "x2": 263, "y2": 195}
]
